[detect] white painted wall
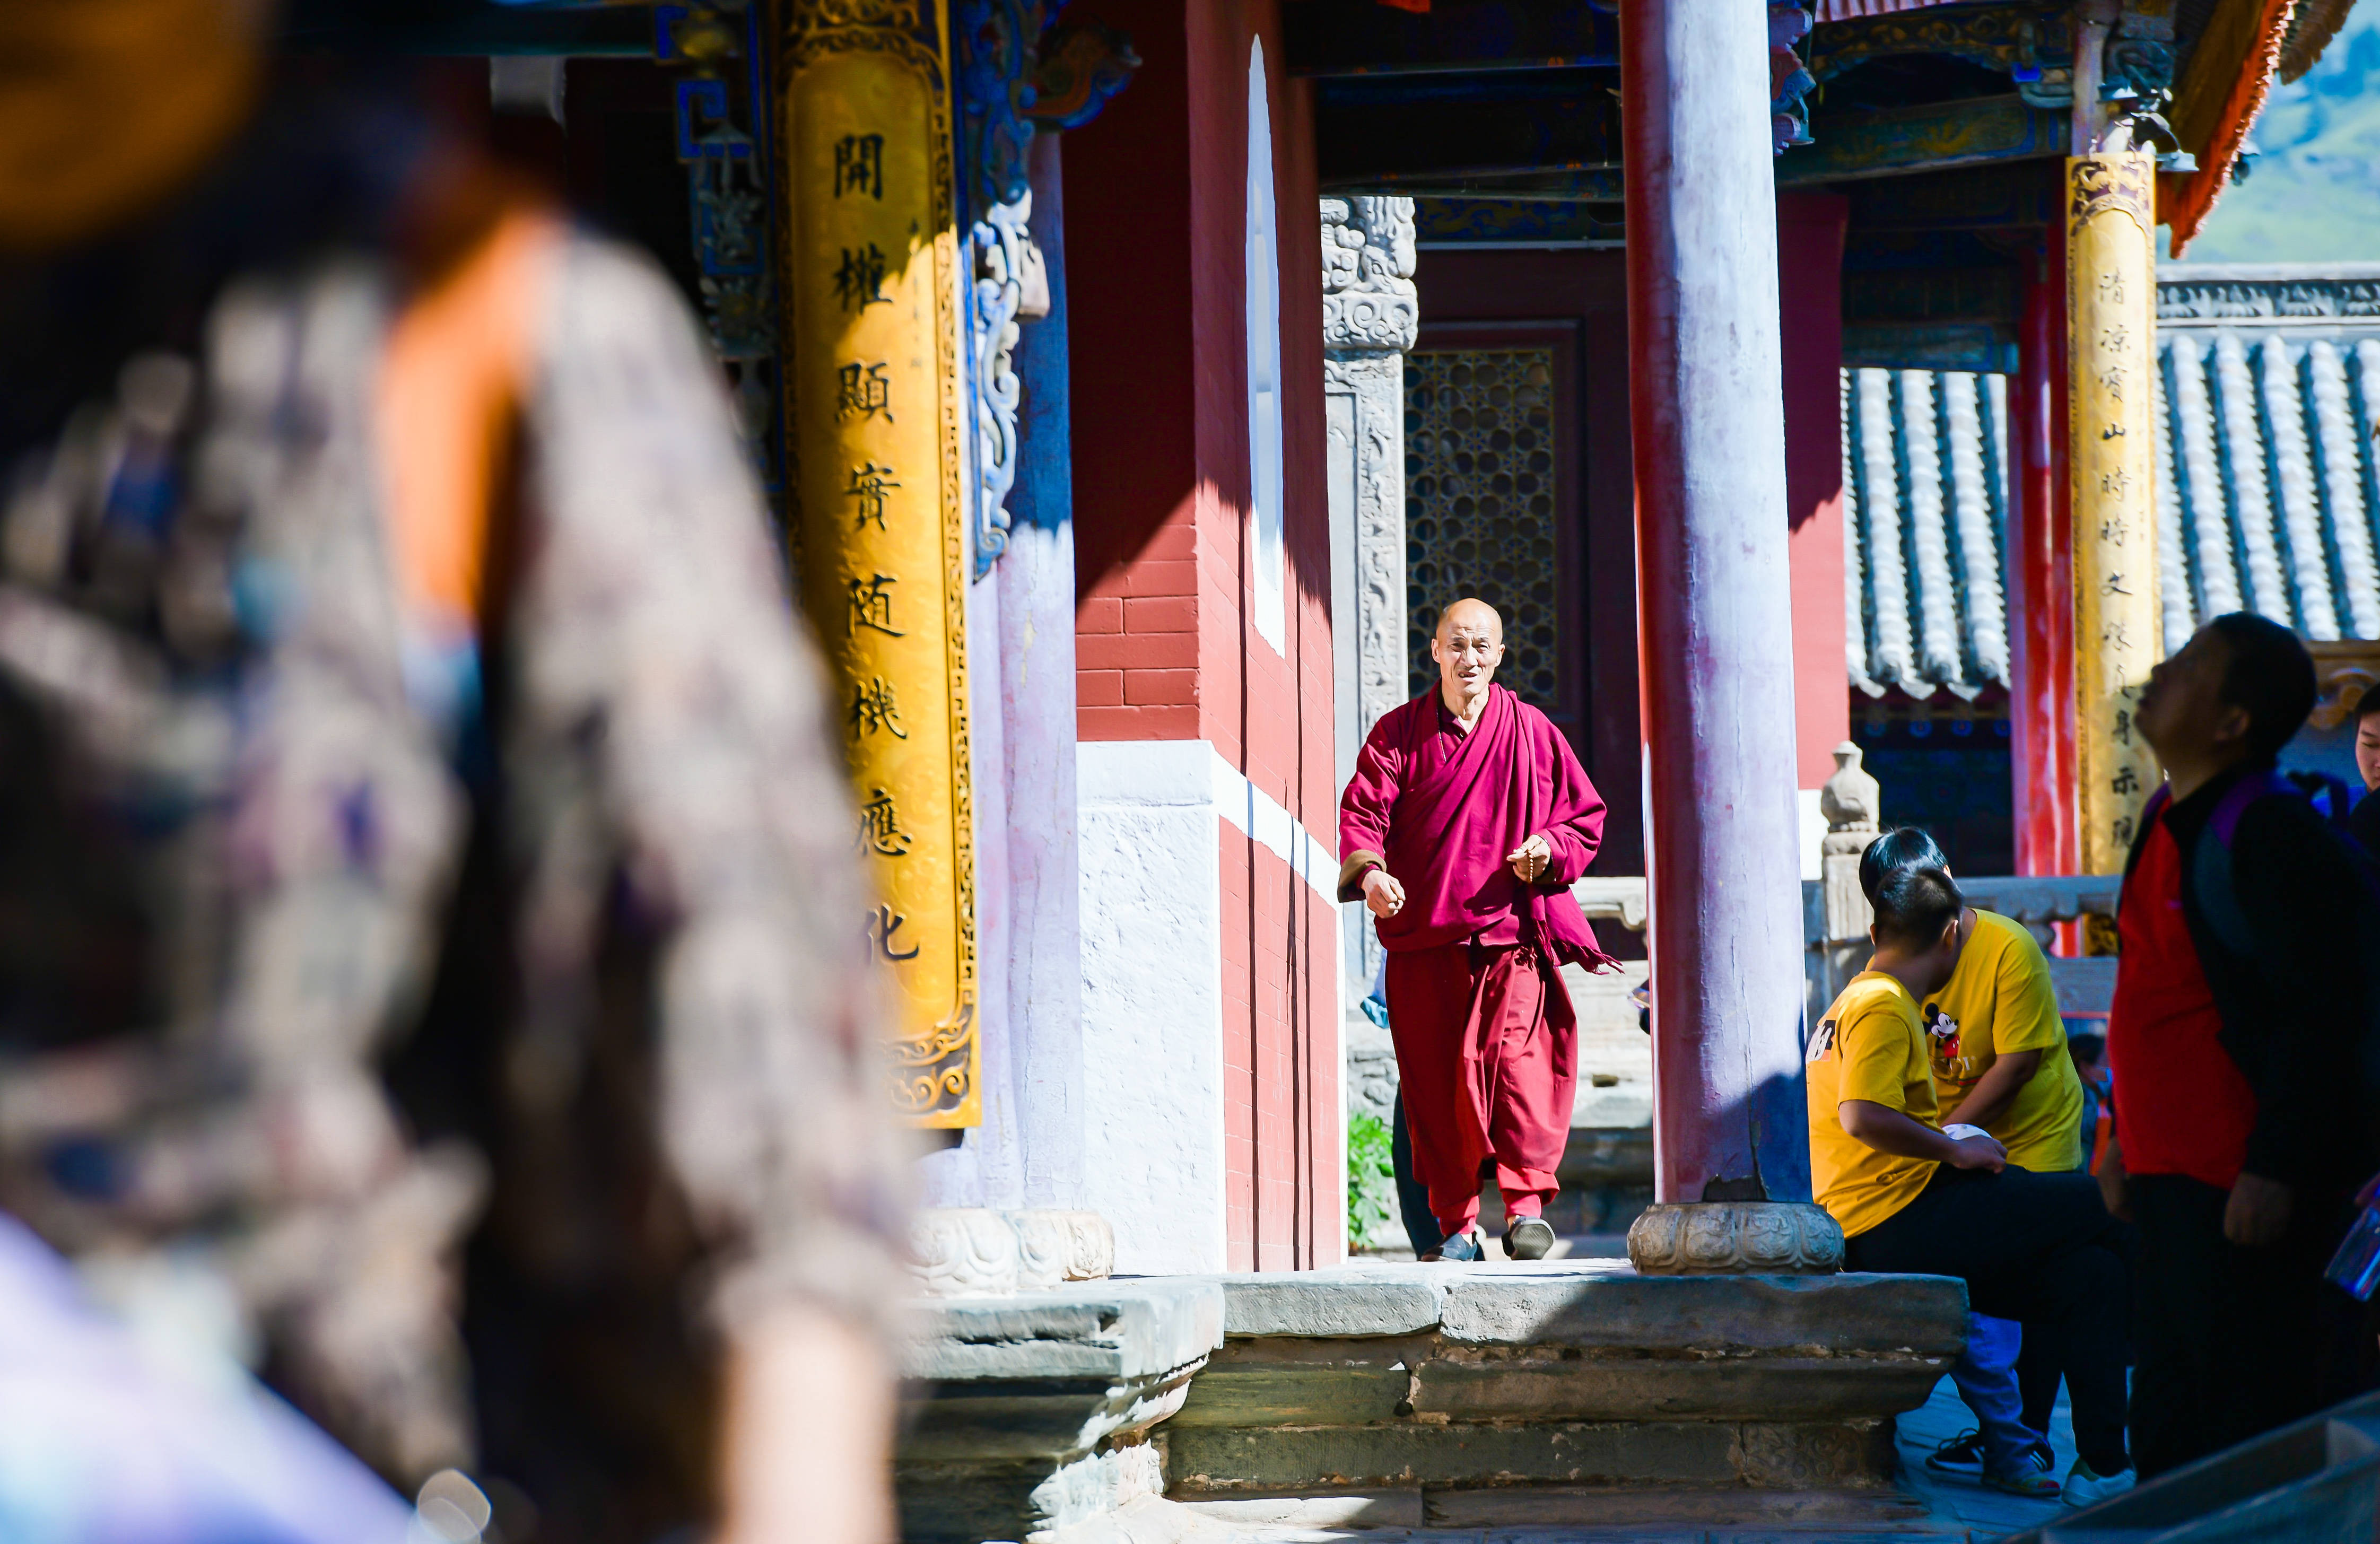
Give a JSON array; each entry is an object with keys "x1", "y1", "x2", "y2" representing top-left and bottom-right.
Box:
[
  {"x1": 1078, "y1": 741, "x2": 1230, "y2": 1273},
  {"x1": 1798, "y1": 786, "x2": 1827, "y2": 883},
  {"x1": 1077, "y1": 739, "x2": 1345, "y2": 1273}
]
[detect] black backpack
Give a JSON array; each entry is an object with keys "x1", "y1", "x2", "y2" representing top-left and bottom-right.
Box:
[{"x1": 2141, "y1": 769, "x2": 2380, "y2": 1152}]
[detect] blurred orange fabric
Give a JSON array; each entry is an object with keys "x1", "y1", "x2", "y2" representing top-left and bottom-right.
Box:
[{"x1": 375, "y1": 205, "x2": 562, "y2": 636}]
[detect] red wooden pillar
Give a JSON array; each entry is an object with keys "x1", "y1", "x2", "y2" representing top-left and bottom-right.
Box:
[
  {"x1": 1778, "y1": 195, "x2": 1851, "y2": 823},
  {"x1": 1621, "y1": 0, "x2": 1814, "y2": 1212},
  {"x1": 2010, "y1": 238, "x2": 2079, "y2": 880}
]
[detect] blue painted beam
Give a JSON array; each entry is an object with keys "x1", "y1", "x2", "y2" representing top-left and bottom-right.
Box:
[
  {"x1": 1315, "y1": 66, "x2": 1616, "y2": 107},
  {"x1": 1285, "y1": 0, "x2": 1620, "y2": 78},
  {"x1": 1777, "y1": 93, "x2": 2067, "y2": 186},
  {"x1": 1411, "y1": 198, "x2": 1625, "y2": 247},
  {"x1": 280, "y1": 0, "x2": 651, "y2": 55},
  {"x1": 1327, "y1": 166, "x2": 1625, "y2": 201},
  {"x1": 1319, "y1": 93, "x2": 1619, "y2": 187},
  {"x1": 1842, "y1": 158, "x2": 2061, "y2": 229}
]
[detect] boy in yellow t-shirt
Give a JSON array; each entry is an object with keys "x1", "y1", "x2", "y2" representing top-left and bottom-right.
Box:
[
  {"x1": 1809, "y1": 863, "x2": 2135, "y2": 1507},
  {"x1": 1806, "y1": 880, "x2": 2003, "y2": 1238},
  {"x1": 1858, "y1": 828, "x2": 2089, "y2": 1490}
]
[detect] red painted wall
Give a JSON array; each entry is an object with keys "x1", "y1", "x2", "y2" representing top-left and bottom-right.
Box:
[
  {"x1": 1066, "y1": 0, "x2": 1337, "y2": 1270},
  {"x1": 1067, "y1": 0, "x2": 1200, "y2": 742},
  {"x1": 1777, "y1": 195, "x2": 1850, "y2": 793}
]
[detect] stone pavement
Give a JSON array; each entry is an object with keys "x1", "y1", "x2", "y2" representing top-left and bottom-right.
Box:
[{"x1": 1887, "y1": 1368, "x2": 2071, "y2": 1541}]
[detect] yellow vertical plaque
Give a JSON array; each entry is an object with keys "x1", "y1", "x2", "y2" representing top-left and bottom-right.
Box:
[
  {"x1": 781, "y1": 0, "x2": 977, "y2": 1124},
  {"x1": 2068, "y1": 152, "x2": 2163, "y2": 876}
]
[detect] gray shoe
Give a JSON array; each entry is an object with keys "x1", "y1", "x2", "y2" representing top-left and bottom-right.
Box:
[
  {"x1": 1427, "y1": 1230, "x2": 1484, "y2": 1262},
  {"x1": 1503, "y1": 1217, "x2": 1556, "y2": 1260}
]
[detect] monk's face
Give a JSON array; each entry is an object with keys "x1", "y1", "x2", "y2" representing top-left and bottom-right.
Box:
[{"x1": 1432, "y1": 601, "x2": 1504, "y2": 700}]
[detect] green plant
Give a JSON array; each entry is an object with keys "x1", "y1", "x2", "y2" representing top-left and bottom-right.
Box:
[{"x1": 1347, "y1": 1109, "x2": 1397, "y2": 1250}]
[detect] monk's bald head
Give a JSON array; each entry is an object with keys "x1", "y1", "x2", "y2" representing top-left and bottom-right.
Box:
[
  {"x1": 1436, "y1": 598, "x2": 1503, "y2": 644},
  {"x1": 1431, "y1": 597, "x2": 1506, "y2": 710}
]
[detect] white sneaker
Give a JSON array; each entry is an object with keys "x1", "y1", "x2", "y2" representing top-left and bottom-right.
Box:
[{"x1": 2062, "y1": 1459, "x2": 2136, "y2": 1508}]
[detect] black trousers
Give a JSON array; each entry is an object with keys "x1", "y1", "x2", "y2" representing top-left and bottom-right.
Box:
[
  {"x1": 2129, "y1": 1174, "x2": 2373, "y2": 1478},
  {"x1": 2012, "y1": 1165, "x2": 2094, "y2": 1441},
  {"x1": 1390, "y1": 1094, "x2": 1444, "y2": 1255},
  {"x1": 1845, "y1": 1165, "x2": 2131, "y2": 1474}
]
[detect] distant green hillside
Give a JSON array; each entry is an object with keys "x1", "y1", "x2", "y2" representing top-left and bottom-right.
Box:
[{"x1": 2169, "y1": 0, "x2": 2380, "y2": 264}]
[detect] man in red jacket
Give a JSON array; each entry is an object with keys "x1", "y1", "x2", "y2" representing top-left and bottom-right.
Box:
[
  {"x1": 1338, "y1": 599, "x2": 1612, "y2": 1261},
  {"x1": 2100, "y1": 613, "x2": 2379, "y2": 1475}
]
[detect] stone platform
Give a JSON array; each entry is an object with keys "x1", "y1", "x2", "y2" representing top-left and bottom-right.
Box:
[
  {"x1": 1161, "y1": 1260, "x2": 1966, "y2": 1532},
  {"x1": 900, "y1": 1261, "x2": 1969, "y2": 1542},
  {"x1": 900, "y1": 1277, "x2": 1226, "y2": 1543}
]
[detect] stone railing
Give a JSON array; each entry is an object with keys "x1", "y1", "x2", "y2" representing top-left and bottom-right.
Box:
[
  {"x1": 1801, "y1": 742, "x2": 2121, "y2": 1018},
  {"x1": 1571, "y1": 875, "x2": 1649, "y2": 935},
  {"x1": 1802, "y1": 870, "x2": 2121, "y2": 949},
  {"x1": 1562, "y1": 747, "x2": 2127, "y2": 1020}
]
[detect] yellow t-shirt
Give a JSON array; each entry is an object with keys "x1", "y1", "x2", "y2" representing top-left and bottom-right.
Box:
[
  {"x1": 1807, "y1": 971, "x2": 1941, "y2": 1236},
  {"x1": 1920, "y1": 910, "x2": 2086, "y2": 1174}
]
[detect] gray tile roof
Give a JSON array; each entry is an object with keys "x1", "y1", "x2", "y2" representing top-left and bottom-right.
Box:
[
  {"x1": 1845, "y1": 366, "x2": 2012, "y2": 699},
  {"x1": 1846, "y1": 266, "x2": 2380, "y2": 697}
]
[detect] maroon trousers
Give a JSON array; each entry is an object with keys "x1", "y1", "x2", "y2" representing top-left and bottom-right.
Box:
[{"x1": 1385, "y1": 940, "x2": 1576, "y2": 1235}]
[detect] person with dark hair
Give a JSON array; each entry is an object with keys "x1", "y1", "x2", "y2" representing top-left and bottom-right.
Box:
[
  {"x1": 1857, "y1": 827, "x2": 2085, "y2": 1495},
  {"x1": 1808, "y1": 865, "x2": 2135, "y2": 1506},
  {"x1": 2351, "y1": 686, "x2": 2380, "y2": 854},
  {"x1": 2100, "y1": 613, "x2": 2380, "y2": 1476}
]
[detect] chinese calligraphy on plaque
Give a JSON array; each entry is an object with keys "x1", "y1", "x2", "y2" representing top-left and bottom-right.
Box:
[
  {"x1": 785, "y1": 0, "x2": 977, "y2": 1124},
  {"x1": 846, "y1": 461, "x2": 900, "y2": 529},
  {"x1": 834, "y1": 133, "x2": 885, "y2": 199},
  {"x1": 837, "y1": 360, "x2": 893, "y2": 421}
]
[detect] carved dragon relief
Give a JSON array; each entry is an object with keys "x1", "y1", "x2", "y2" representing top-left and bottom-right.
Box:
[
  {"x1": 959, "y1": 2, "x2": 1136, "y2": 577},
  {"x1": 2070, "y1": 151, "x2": 2156, "y2": 232}
]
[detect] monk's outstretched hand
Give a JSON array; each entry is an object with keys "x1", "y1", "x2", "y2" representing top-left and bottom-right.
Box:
[
  {"x1": 1506, "y1": 834, "x2": 1552, "y2": 884},
  {"x1": 1362, "y1": 868, "x2": 1405, "y2": 919}
]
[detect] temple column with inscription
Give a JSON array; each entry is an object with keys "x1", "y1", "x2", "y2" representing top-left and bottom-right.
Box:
[
  {"x1": 2067, "y1": 6, "x2": 2163, "y2": 875},
  {"x1": 1322, "y1": 195, "x2": 1416, "y2": 995},
  {"x1": 1618, "y1": 0, "x2": 1841, "y2": 1275},
  {"x1": 779, "y1": 1, "x2": 979, "y2": 1126}
]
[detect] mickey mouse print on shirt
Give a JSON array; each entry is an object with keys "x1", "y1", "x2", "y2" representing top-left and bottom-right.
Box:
[
  {"x1": 1922, "y1": 1002, "x2": 1967, "y2": 1074},
  {"x1": 1912, "y1": 909, "x2": 2089, "y2": 1174}
]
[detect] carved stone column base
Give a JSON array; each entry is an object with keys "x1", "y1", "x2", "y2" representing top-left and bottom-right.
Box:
[
  {"x1": 911, "y1": 1207, "x2": 1115, "y2": 1297},
  {"x1": 901, "y1": 1277, "x2": 1223, "y2": 1544},
  {"x1": 1626, "y1": 1201, "x2": 1844, "y2": 1276}
]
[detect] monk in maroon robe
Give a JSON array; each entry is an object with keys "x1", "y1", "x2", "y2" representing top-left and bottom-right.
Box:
[{"x1": 1339, "y1": 598, "x2": 1612, "y2": 1260}]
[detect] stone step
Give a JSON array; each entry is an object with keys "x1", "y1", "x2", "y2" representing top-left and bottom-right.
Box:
[
  {"x1": 899, "y1": 1261, "x2": 1972, "y2": 1543},
  {"x1": 1045, "y1": 1489, "x2": 1972, "y2": 1541},
  {"x1": 1159, "y1": 1261, "x2": 1966, "y2": 1523}
]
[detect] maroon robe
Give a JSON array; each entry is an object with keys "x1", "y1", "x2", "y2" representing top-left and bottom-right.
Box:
[{"x1": 1339, "y1": 685, "x2": 1612, "y2": 1234}]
